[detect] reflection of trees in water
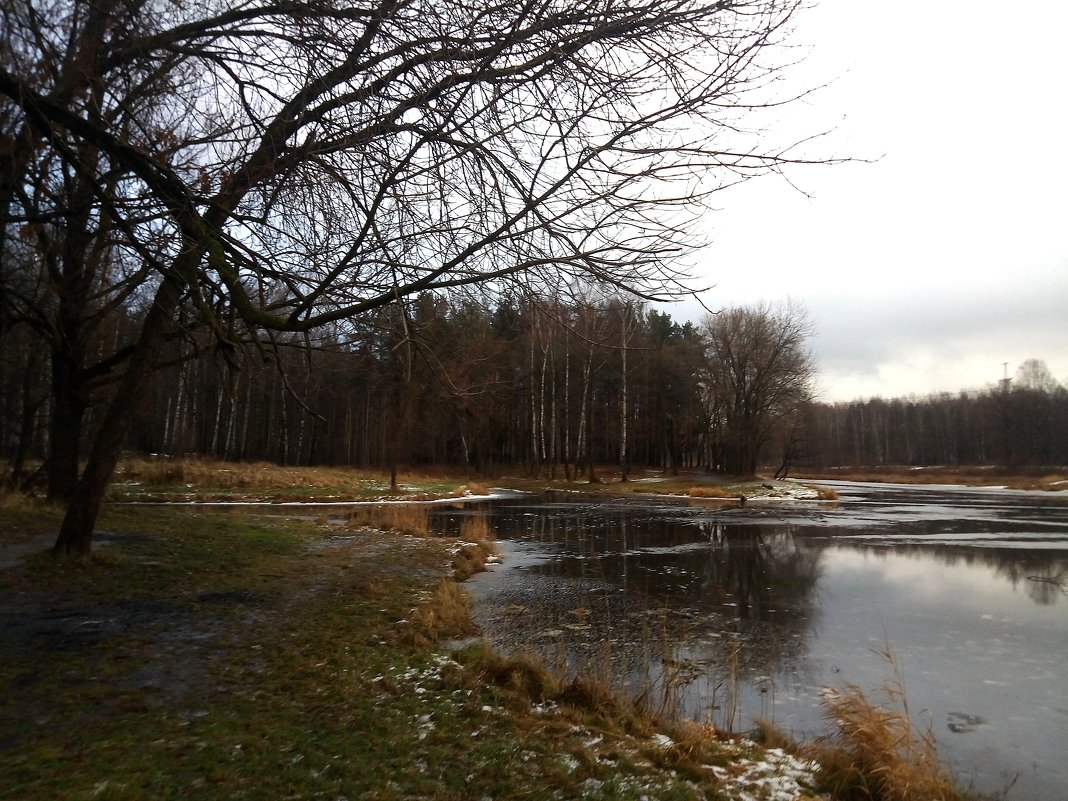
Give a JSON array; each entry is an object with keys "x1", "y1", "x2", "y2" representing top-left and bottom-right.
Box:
[
  {"x1": 843, "y1": 543, "x2": 1068, "y2": 606},
  {"x1": 492, "y1": 507, "x2": 824, "y2": 702}
]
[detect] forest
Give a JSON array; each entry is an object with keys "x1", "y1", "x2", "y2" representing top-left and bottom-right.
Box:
[{"x1": 3, "y1": 293, "x2": 1065, "y2": 485}]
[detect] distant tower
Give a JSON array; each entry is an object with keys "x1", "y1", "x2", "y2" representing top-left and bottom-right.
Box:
[{"x1": 999, "y1": 362, "x2": 1011, "y2": 393}]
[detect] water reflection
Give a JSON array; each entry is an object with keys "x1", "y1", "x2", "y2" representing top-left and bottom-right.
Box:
[{"x1": 468, "y1": 486, "x2": 1068, "y2": 801}]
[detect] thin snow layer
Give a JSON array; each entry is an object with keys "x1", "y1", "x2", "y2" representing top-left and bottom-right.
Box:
[
  {"x1": 385, "y1": 654, "x2": 825, "y2": 801},
  {"x1": 710, "y1": 744, "x2": 823, "y2": 801}
]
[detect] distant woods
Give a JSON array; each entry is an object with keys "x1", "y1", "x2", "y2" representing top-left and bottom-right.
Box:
[
  {"x1": 809, "y1": 359, "x2": 1068, "y2": 471},
  {"x1": 2, "y1": 295, "x2": 1063, "y2": 482}
]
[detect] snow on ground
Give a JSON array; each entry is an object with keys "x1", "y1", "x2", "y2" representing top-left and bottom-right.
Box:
[{"x1": 385, "y1": 653, "x2": 826, "y2": 801}]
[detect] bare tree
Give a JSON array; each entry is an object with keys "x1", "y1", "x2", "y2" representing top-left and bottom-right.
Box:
[
  {"x1": 1, "y1": 0, "x2": 819, "y2": 553},
  {"x1": 701, "y1": 301, "x2": 814, "y2": 476}
]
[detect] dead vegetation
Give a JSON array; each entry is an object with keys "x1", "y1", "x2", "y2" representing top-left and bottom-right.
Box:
[
  {"x1": 687, "y1": 485, "x2": 737, "y2": 499},
  {"x1": 346, "y1": 503, "x2": 433, "y2": 536},
  {"x1": 812, "y1": 680, "x2": 965, "y2": 801},
  {"x1": 106, "y1": 457, "x2": 488, "y2": 502},
  {"x1": 403, "y1": 578, "x2": 479, "y2": 648},
  {"x1": 793, "y1": 466, "x2": 1067, "y2": 492},
  {"x1": 739, "y1": 645, "x2": 969, "y2": 801}
]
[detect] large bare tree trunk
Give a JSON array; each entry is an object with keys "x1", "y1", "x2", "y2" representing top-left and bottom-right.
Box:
[
  {"x1": 54, "y1": 277, "x2": 183, "y2": 555},
  {"x1": 46, "y1": 349, "x2": 86, "y2": 504},
  {"x1": 619, "y1": 339, "x2": 629, "y2": 482}
]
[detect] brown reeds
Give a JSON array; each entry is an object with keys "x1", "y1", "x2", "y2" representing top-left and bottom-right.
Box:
[
  {"x1": 116, "y1": 457, "x2": 387, "y2": 492},
  {"x1": 813, "y1": 678, "x2": 964, "y2": 801},
  {"x1": 457, "y1": 641, "x2": 562, "y2": 704},
  {"x1": 403, "y1": 578, "x2": 478, "y2": 648},
  {"x1": 451, "y1": 512, "x2": 498, "y2": 580},
  {"x1": 347, "y1": 504, "x2": 432, "y2": 536}
]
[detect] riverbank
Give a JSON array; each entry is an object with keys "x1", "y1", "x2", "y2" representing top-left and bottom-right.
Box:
[
  {"x1": 1, "y1": 498, "x2": 834, "y2": 801},
  {"x1": 0, "y1": 467, "x2": 979, "y2": 800},
  {"x1": 95, "y1": 457, "x2": 838, "y2": 506},
  {"x1": 789, "y1": 466, "x2": 1067, "y2": 492}
]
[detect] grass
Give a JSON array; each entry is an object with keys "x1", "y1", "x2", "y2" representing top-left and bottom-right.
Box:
[
  {"x1": 746, "y1": 645, "x2": 971, "y2": 801},
  {"x1": 793, "y1": 465, "x2": 1067, "y2": 492},
  {"x1": 687, "y1": 485, "x2": 737, "y2": 499},
  {"x1": 347, "y1": 502, "x2": 433, "y2": 535},
  {"x1": 105, "y1": 457, "x2": 490, "y2": 503},
  {"x1": 812, "y1": 680, "x2": 965, "y2": 801},
  {"x1": 814, "y1": 485, "x2": 840, "y2": 500}
]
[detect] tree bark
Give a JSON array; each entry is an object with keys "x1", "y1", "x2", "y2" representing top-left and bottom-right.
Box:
[
  {"x1": 46, "y1": 349, "x2": 86, "y2": 504},
  {"x1": 53, "y1": 277, "x2": 183, "y2": 555}
]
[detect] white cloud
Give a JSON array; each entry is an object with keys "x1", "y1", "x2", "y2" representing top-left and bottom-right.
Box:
[{"x1": 686, "y1": 0, "x2": 1068, "y2": 401}]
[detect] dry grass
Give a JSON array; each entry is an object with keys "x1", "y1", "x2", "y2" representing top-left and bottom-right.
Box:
[
  {"x1": 118, "y1": 457, "x2": 365, "y2": 488},
  {"x1": 794, "y1": 466, "x2": 1067, "y2": 492},
  {"x1": 451, "y1": 540, "x2": 496, "y2": 581},
  {"x1": 687, "y1": 485, "x2": 736, "y2": 499},
  {"x1": 814, "y1": 485, "x2": 840, "y2": 501},
  {"x1": 0, "y1": 486, "x2": 33, "y2": 510},
  {"x1": 346, "y1": 503, "x2": 432, "y2": 536},
  {"x1": 451, "y1": 512, "x2": 498, "y2": 580},
  {"x1": 456, "y1": 641, "x2": 562, "y2": 704},
  {"x1": 403, "y1": 577, "x2": 479, "y2": 648},
  {"x1": 812, "y1": 680, "x2": 964, "y2": 801}
]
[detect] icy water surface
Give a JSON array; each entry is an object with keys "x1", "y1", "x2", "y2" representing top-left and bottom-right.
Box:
[{"x1": 461, "y1": 482, "x2": 1068, "y2": 801}]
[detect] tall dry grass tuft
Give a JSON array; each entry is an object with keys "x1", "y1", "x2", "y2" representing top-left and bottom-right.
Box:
[
  {"x1": 122, "y1": 458, "x2": 187, "y2": 486},
  {"x1": 0, "y1": 487, "x2": 32, "y2": 510},
  {"x1": 813, "y1": 678, "x2": 964, "y2": 801},
  {"x1": 452, "y1": 512, "x2": 498, "y2": 580},
  {"x1": 404, "y1": 578, "x2": 478, "y2": 648},
  {"x1": 347, "y1": 504, "x2": 432, "y2": 536},
  {"x1": 457, "y1": 641, "x2": 561, "y2": 704},
  {"x1": 814, "y1": 485, "x2": 840, "y2": 501}
]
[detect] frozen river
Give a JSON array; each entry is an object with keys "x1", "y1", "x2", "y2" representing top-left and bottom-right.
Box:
[{"x1": 462, "y1": 481, "x2": 1068, "y2": 801}]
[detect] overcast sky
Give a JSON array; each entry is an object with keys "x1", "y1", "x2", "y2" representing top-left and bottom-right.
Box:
[{"x1": 680, "y1": 0, "x2": 1068, "y2": 402}]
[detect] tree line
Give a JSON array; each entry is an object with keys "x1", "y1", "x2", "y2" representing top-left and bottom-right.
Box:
[
  {"x1": 0, "y1": 295, "x2": 815, "y2": 483},
  {"x1": 3, "y1": 289, "x2": 1064, "y2": 495},
  {"x1": 804, "y1": 360, "x2": 1068, "y2": 471}
]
